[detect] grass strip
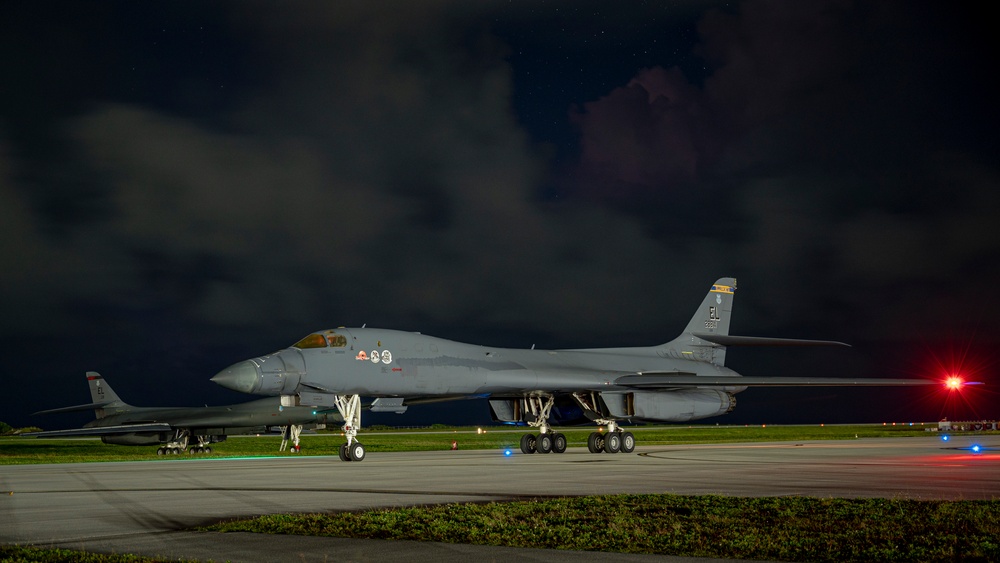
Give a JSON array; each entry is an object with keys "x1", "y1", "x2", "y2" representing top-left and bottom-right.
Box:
[
  {"x1": 1, "y1": 424, "x2": 959, "y2": 464},
  {"x1": 203, "y1": 494, "x2": 1000, "y2": 562},
  {"x1": 0, "y1": 544, "x2": 193, "y2": 562}
]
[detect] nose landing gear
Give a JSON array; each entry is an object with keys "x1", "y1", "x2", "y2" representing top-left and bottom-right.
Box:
[{"x1": 333, "y1": 394, "x2": 366, "y2": 462}]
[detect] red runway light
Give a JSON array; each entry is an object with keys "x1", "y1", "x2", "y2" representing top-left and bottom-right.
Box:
[{"x1": 945, "y1": 376, "x2": 964, "y2": 390}]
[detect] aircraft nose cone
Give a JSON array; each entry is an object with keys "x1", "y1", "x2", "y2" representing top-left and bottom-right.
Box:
[{"x1": 211, "y1": 361, "x2": 261, "y2": 394}]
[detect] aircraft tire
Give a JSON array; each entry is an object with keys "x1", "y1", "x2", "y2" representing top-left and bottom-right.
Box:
[
  {"x1": 339, "y1": 443, "x2": 352, "y2": 462},
  {"x1": 604, "y1": 432, "x2": 621, "y2": 454},
  {"x1": 349, "y1": 442, "x2": 366, "y2": 462},
  {"x1": 552, "y1": 433, "x2": 567, "y2": 453},
  {"x1": 519, "y1": 433, "x2": 536, "y2": 454},
  {"x1": 205, "y1": 446, "x2": 212, "y2": 454},
  {"x1": 620, "y1": 432, "x2": 635, "y2": 453},
  {"x1": 536, "y1": 434, "x2": 553, "y2": 454},
  {"x1": 587, "y1": 432, "x2": 603, "y2": 453}
]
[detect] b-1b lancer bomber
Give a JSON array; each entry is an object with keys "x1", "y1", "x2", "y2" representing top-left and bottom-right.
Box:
[
  {"x1": 212, "y1": 277, "x2": 940, "y2": 462},
  {"x1": 28, "y1": 372, "x2": 331, "y2": 454}
]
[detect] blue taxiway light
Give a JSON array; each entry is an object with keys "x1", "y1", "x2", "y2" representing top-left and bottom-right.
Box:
[
  {"x1": 942, "y1": 435, "x2": 950, "y2": 442},
  {"x1": 504, "y1": 449, "x2": 512, "y2": 456},
  {"x1": 972, "y1": 444, "x2": 982, "y2": 453}
]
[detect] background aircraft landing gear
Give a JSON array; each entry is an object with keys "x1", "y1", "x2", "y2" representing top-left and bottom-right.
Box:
[
  {"x1": 157, "y1": 430, "x2": 201, "y2": 455},
  {"x1": 280, "y1": 424, "x2": 302, "y2": 453}
]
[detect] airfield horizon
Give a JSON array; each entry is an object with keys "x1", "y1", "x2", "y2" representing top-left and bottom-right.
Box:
[{"x1": 3, "y1": 422, "x2": 992, "y2": 465}]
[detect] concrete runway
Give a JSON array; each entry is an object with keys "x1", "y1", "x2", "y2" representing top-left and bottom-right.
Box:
[{"x1": 2, "y1": 436, "x2": 998, "y2": 562}]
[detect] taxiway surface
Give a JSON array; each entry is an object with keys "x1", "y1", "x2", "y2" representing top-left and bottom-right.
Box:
[{"x1": 2, "y1": 436, "x2": 998, "y2": 562}]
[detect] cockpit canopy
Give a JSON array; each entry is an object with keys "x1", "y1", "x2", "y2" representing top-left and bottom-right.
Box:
[{"x1": 292, "y1": 330, "x2": 347, "y2": 349}]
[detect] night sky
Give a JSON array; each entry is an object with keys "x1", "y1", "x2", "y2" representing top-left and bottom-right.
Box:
[{"x1": 2, "y1": 1, "x2": 996, "y2": 432}]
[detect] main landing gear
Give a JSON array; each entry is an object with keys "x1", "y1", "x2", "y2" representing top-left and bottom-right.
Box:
[
  {"x1": 572, "y1": 392, "x2": 635, "y2": 454},
  {"x1": 156, "y1": 430, "x2": 215, "y2": 455},
  {"x1": 332, "y1": 394, "x2": 366, "y2": 462},
  {"x1": 586, "y1": 421, "x2": 635, "y2": 454},
  {"x1": 518, "y1": 395, "x2": 568, "y2": 454},
  {"x1": 519, "y1": 431, "x2": 568, "y2": 454}
]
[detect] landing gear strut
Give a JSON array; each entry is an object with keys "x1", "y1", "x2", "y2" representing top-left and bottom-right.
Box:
[
  {"x1": 573, "y1": 392, "x2": 635, "y2": 455},
  {"x1": 156, "y1": 430, "x2": 215, "y2": 455},
  {"x1": 518, "y1": 395, "x2": 567, "y2": 454},
  {"x1": 332, "y1": 394, "x2": 366, "y2": 462},
  {"x1": 280, "y1": 424, "x2": 303, "y2": 452}
]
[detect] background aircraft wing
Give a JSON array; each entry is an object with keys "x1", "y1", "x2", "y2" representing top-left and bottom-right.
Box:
[
  {"x1": 22, "y1": 422, "x2": 174, "y2": 438},
  {"x1": 32, "y1": 401, "x2": 116, "y2": 415},
  {"x1": 615, "y1": 373, "x2": 942, "y2": 389}
]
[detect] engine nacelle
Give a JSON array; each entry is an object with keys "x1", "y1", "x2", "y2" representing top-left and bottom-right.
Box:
[
  {"x1": 101, "y1": 433, "x2": 169, "y2": 446},
  {"x1": 630, "y1": 389, "x2": 735, "y2": 422}
]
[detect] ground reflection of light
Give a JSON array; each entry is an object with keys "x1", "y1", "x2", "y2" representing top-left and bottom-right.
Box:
[{"x1": 929, "y1": 453, "x2": 999, "y2": 463}]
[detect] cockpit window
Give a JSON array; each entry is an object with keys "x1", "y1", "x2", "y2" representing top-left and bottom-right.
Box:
[
  {"x1": 292, "y1": 334, "x2": 328, "y2": 349},
  {"x1": 324, "y1": 332, "x2": 347, "y2": 347}
]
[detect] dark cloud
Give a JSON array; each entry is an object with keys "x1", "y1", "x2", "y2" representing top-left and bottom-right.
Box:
[{"x1": 1, "y1": 1, "x2": 996, "y2": 428}]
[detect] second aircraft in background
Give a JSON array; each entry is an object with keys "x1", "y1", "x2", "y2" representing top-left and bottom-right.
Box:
[{"x1": 27, "y1": 372, "x2": 335, "y2": 454}]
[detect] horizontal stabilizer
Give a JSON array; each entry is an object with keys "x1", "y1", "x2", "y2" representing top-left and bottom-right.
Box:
[
  {"x1": 616, "y1": 373, "x2": 936, "y2": 388},
  {"x1": 22, "y1": 422, "x2": 174, "y2": 438},
  {"x1": 692, "y1": 333, "x2": 850, "y2": 347},
  {"x1": 33, "y1": 401, "x2": 116, "y2": 416}
]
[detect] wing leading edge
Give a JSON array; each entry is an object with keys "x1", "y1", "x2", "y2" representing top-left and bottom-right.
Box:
[
  {"x1": 616, "y1": 373, "x2": 938, "y2": 389},
  {"x1": 22, "y1": 422, "x2": 174, "y2": 438}
]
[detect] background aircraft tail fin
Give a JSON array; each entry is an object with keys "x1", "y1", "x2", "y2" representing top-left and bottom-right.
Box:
[
  {"x1": 86, "y1": 372, "x2": 129, "y2": 419},
  {"x1": 33, "y1": 372, "x2": 131, "y2": 419}
]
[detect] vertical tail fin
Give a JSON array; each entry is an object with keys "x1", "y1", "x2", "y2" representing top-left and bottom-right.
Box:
[
  {"x1": 682, "y1": 278, "x2": 736, "y2": 338},
  {"x1": 85, "y1": 372, "x2": 127, "y2": 419},
  {"x1": 660, "y1": 277, "x2": 848, "y2": 366},
  {"x1": 662, "y1": 277, "x2": 737, "y2": 366}
]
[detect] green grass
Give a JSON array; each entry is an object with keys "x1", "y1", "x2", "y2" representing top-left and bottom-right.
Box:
[
  {"x1": 0, "y1": 544, "x2": 194, "y2": 562},
  {"x1": 204, "y1": 494, "x2": 1000, "y2": 562},
  {"x1": 0, "y1": 423, "x2": 963, "y2": 464}
]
